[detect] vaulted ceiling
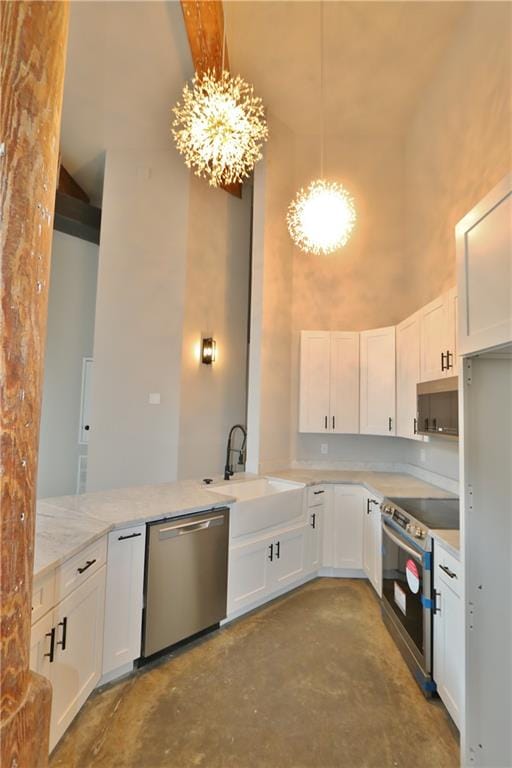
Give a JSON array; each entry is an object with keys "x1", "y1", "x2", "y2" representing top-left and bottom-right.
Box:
[
  {"x1": 60, "y1": 1, "x2": 469, "y2": 203},
  {"x1": 225, "y1": 1, "x2": 468, "y2": 136}
]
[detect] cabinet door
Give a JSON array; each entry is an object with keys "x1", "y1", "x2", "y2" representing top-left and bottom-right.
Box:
[
  {"x1": 299, "y1": 331, "x2": 330, "y2": 433},
  {"x1": 273, "y1": 526, "x2": 306, "y2": 589},
  {"x1": 333, "y1": 486, "x2": 364, "y2": 569},
  {"x1": 51, "y1": 566, "x2": 106, "y2": 750},
  {"x1": 434, "y1": 570, "x2": 463, "y2": 728},
  {"x1": 103, "y1": 525, "x2": 146, "y2": 676},
  {"x1": 330, "y1": 332, "x2": 359, "y2": 434},
  {"x1": 363, "y1": 495, "x2": 382, "y2": 596},
  {"x1": 360, "y1": 326, "x2": 396, "y2": 436},
  {"x1": 30, "y1": 611, "x2": 54, "y2": 681},
  {"x1": 227, "y1": 536, "x2": 272, "y2": 616},
  {"x1": 420, "y1": 295, "x2": 446, "y2": 381},
  {"x1": 396, "y1": 312, "x2": 422, "y2": 440},
  {"x1": 456, "y1": 174, "x2": 511, "y2": 355},
  {"x1": 305, "y1": 507, "x2": 322, "y2": 573}
]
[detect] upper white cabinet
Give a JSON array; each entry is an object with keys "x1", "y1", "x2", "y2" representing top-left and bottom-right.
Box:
[
  {"x1": 299, "y1": 331, "x2": 359, "y2": 434},
  {"x1": 102, "y1": 525, "x2": 146, "y2": 678},
  {"x1": 419, "y1": 288, "x2": 457, "y2": 382},
  {"x1": 456, "y1": 173, "x2": 512, "y2": 355},
  {"x1": 330, "y1": 332, "x2": 360, "y2": 434},
  {"x1": 360, "y1": 326, "x2": 396, "y2": 436},
  {"x1": 396, "y1": 311, "x2": 422, "y2": 440},
  {"x1": 299, "y1": 331, "x2": 331, "y2": 433}
]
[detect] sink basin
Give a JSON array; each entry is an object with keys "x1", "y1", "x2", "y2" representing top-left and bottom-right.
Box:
[
  {"x1": 209, "y1": 478, "x2": 305, "y2": 539},
  {"x1": 209, "y1": 478, "x2": 300, "y2": 502}
]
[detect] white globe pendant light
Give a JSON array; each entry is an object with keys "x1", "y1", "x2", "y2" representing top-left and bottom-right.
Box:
[{"x1": 287, "y1": 3, "x2": 356, "y2": 255}]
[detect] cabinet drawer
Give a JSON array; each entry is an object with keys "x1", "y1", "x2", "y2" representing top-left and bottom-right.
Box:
[
  {"x1": 436, "y1": 545, "x2": 461, "y2": 596},
  {"x1": 308, "y1": 486, "x2": 326, "y2": 508},
  {"x1": 31, "y1": 570, "x2": 55, "y2": 625},
  {"x1": 55, "y1": 536, "x2": 107, "y2": 603}
]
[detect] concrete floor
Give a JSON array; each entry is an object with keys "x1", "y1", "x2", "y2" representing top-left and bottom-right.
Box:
[{"x1": 50, "y1": 578, "x2": 459, "y2": 768}]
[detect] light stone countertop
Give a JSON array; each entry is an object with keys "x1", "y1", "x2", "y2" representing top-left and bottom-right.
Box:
[
  {"x1": 430, "y1": 529, "x2": 461, "y2": 561},
  {"x1": 35, "y1": 470, "x2": 459, "y2": 580},
  {"x1": 35, "y1": 480, "x2": 237, "y2": 579},
  {"x1": 267, "y1": 468, "x2": 457, "y2": 500}
]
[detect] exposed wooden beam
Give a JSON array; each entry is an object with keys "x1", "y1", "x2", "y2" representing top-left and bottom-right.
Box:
[
  {"x1": 180, "y1": 0, "x2": 242, "y2": 199},
  {"x1": 58, "y1": 164, "x2": 90, "y2": 204},
  {"x1": 54, "y1": 191, "x2": 102, "y2": 245},
  {"x1": 0, "y1": 2, "x2": 69, "y2": 765}
]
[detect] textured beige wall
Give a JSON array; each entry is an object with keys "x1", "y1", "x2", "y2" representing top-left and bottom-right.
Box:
[
  {"x1": 405, "y1": 1, "x2": 512, "y2": 305},
  {"x1": 247, "y1": 115, "x2": 296, "y2": 473},
  {"x1": 178, "y1": 177, "x2": 252, "y2": 480}
]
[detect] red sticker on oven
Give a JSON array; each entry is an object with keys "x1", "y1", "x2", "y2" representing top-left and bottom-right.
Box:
[{"x1": 406, "y1": 559, "x2": 420, "y2": 593}]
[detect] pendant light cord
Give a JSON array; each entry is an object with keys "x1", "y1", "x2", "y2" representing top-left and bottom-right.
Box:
[{"x1": 320, "y1": 0, "x2": 324, "y2": 178}]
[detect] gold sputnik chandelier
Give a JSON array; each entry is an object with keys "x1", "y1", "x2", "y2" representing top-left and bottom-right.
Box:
[
  {"x1": 287, "y1": 2, "x2": 356, "y2": 254},
  {"x1": 172, "y1": 67, "x2": 268, "y2": 188},
  {"x1": 287, "y1": 180, "x2": 356, "y2": 255}
]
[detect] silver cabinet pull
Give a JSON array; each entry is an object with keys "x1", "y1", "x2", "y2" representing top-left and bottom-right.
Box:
[{"x1": 158, "y1": 514, "x2": 224, "y2": 539}]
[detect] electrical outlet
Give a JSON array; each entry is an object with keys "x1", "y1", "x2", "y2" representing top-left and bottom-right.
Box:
[
  {"x1": 420, "y1": 448, "x2": 426, "y2": 463},
  {"x1": 148, "y1": 393, "x2": 160, "y2": 405},
  {"x1": 320, "y1": 443, "x2": 328, "y2": 455}
]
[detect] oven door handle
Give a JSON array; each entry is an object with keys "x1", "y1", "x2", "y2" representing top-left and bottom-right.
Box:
[{"x1": 382, "y1": 521, "x2": 423, "y2": 563}]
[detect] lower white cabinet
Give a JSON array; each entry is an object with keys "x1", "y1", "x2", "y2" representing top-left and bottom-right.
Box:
[
  {"x1": 363, "y1": 493, "x2": 382, "y2": 596},
  {"x1": 227, "y1": 524, "x2": 307, "y2": 617},
  {"x1": 30, "y1": 565, "x2": 106, "y2": 751},
  {"x1": 433, "y1": 543, "x2": 463, "y2": 728},
  {"x1": 332, "y1": 485, "x2": 365, "y2": 569},
  {"x1": 102, "y1": 525, "x2": 146, "y2": 677},
  {"x1": 305, "y1": 504, "x2": 323, "y2": 572}
]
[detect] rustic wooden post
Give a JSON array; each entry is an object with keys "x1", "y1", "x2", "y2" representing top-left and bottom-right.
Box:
[{"x1": 0, "y1": 2, "x2": 69, "y2": 766}]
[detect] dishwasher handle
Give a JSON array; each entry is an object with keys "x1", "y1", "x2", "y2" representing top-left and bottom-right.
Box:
[{"x1": 157, "y1": 514, "x2": 225, "y2": 540}]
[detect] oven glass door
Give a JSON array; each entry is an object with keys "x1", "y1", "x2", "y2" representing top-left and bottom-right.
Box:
[{"x1": 382, "y1": 521, "x2": 426, "y2": 662}]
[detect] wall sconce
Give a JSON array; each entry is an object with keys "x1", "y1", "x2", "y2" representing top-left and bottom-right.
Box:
[{"x1": 201, "y1": 337, "x2": 216, "y2": 365}]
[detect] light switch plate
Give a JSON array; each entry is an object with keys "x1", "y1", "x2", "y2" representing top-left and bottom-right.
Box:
[
  {"x1": 320, "y1": 443, "x2": 328, "y2": 455},
  {"x1": 148, "y1": 393, "x2": 160, "y2": 405}
]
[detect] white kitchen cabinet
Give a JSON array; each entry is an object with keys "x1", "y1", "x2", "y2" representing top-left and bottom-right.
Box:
[
  {"x1": 330, "y1": 332, "x2": 360, "y2": 434},
  {"x1": 50, "y1": 566, "x2": 106, "y2": 749},
  {"x1": 305, "y1": 486, "x2": 325, "y2": 573},
  {"x1": 30, "y1": 563, "x2": 106, "y2": 751},
  {"x1": 273, "y1": 526, "x2": 307, "y2": 588},
  {"x1": 456, "y1": 174, "x2": 511, "y2": 356},
  {"x1": 433, "y1": 543, "x2": 463, "y2": 729},
  {"x1": 359, "y1": 326, "x2": 396, "y2": 436},
  {"x1": 102, "y1": 525, "x2": 146, "y2": 678},
  {"x1": 419, "y1": 289, "x2": 457, "y2": 382},
  {"x1": 363, "y1": 493, "x2": 382, "y2": 596},
  {"x1": 227, "y1": 535, "x2": 272, "y2": 616},
  {"x1": 30, "y1": 611, "x2": 54, "y2": 683},
  {"x1": 299, "y1": 331, "x2": 359, "y2": 434},
  {"x1": 299, "y1": 331, "x2": 331, "y2": 432},
  {"x1": 332, "y1": 486, "x2": 365, "y2": 569},
  {"x1": 396, "y1": 311, "x2": 422, "y2": 440},
  {"x1": 227, "y1": 523, "x2": 308, "y2": 617}
]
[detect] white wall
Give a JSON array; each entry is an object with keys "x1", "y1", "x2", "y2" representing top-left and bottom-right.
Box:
[
  {"x1": 246, "y1": 115, "x2": 296, "y2": 474},
  {"x1": 38, "y1": 232, "x2": 98, "y2": 497},
  {"x1": 86, "y1": 149, "x2": 190, "y2": 491},
  {"x1": 177, "y1": 178, "x2": 252, "y2": 480}
]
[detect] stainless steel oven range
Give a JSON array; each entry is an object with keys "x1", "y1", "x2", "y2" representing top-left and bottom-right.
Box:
[{"x1": 380, "y1": 497, "x2": 459, "y2": 696}]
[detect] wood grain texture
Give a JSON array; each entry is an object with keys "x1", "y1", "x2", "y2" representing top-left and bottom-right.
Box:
[
  {"x1": 180, "y1": 0, "x2": 242, "y2": 199},
  {"x1": 0, "y1": 1, "x2": 69, "y2": 764}
]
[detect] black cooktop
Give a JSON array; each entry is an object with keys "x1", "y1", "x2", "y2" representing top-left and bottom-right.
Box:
[{"x1": 387, "y1": 497, "x2": 459, "y2": 530}]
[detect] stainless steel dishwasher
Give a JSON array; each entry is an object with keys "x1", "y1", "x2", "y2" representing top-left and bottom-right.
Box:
[{"x1": 142, "y1": 507, "x2": 229, "y2": 658}]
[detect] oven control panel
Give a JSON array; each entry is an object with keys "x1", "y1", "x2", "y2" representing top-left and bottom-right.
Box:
[{"x1": 381, "y1": 503, "x2": 426, "y2": 539}]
